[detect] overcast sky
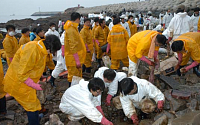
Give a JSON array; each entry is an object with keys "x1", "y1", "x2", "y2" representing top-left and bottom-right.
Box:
[{"x1": 0, "y1": 0, "x2": 143, "y2": 16}]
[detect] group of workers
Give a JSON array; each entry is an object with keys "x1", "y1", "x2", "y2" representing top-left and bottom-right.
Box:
[{"x1": 0, "y1": 4, "x2": 200, "y2": 125}]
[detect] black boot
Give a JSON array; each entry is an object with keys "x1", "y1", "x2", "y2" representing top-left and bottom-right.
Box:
[
  {"x1": 97, "y1": 59, "x2": 102, "y2": 68},
  {"x1": 68, "y1": 82, "x2": 71, "y2": 87},
  {"x1": 49, "y1": 75, "x2": 56, "y2": 87},
  {"x1": 82, "y1": 64, "x2": 86, "y2": 73},
  {"x1": 86, "y1": 67, "x2": 91, "y2": 73}
]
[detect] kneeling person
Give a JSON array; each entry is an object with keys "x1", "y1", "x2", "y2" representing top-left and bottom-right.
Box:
[
  {"x1": 59, "y1": 78, "x2": 113, "y2": 125},
  {"x1": 94, "y1": 67, "x2": 127, "y2": 106},
  {"x1": 119, "y1": 76, "x2": 165, "y2": 124}
]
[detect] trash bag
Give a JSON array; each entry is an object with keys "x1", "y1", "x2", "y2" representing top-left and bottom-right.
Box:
[
  {"x1": 113, "y1": 96, "x2": 122, "y2": 109},
  {"x1": 71, "y1": 76, "x2": 83, "y2": 86},
  {"x1": 102, "y1": 55, "x2": 111, "y2": 68}
]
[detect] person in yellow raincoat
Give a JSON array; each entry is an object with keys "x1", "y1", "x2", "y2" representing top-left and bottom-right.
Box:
[
  {"x1": 19, "y1": 28, "x2": 30, "y2": 46},
  {"x1": 32, "y1": 27, "x2": 55, "y2": 75},
  {"x1": 0, "y1": 56, "x2": 6, "y2": 115},
  {"x1": 94, "y1": 19, "x2": 110, "y2": 67},
  {"x1": 127, "y1": 30, "x2": 167, "y2": 76},
  {"x1": 107, "y1": 18, "x2": 129, "y2": 70},
  {"x1": 3, "y1": 35, "x2": 61, "y2": 125},
  {"x1": 92, "y1": 18, "x2": 99, "y2": 55},
  {"x1": 80, "y1": 18, "x2": 93, "y2": 73},
  {"x1": 2, "y1": 25, "x2": 19, "y2": 66},
  {"x1": 64, "y1": 12, "x2": 86, "y2": 87},
  {"x1": 127, "y1": 15, "x2": 137, "y2": 37},
  {"x1": 33, "y1": 27, "x2": 45, "y2": 41},
  {"x1": 171, "y1": 32, "x2": 200, "y2": 76}
]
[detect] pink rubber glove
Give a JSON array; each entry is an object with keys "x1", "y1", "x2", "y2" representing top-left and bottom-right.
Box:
[
  {"x1": 106, "y1": 43, "x2": 110, "y2": 54},
  {"x1": 177, "y1": 52, "x2": 183, "y2": 65},
  {"x1": 198, "y1": 30, "x2": 200, "y2": 32},
  {"x1": 131, "y1": 114, "x2": 139, "y2": 125},
  {"x1": 163, "y1": 23, "x2": 165, "y2": 29},
  {"x1": 9, "y1": 57, "x2": 13, "y2": 62},
  {"x1": 106, "y1": 94, "x2": 112, "y2": 106},
  {"x1": 101, "y1": 117, "x2": 113, "y2": 125},
  {"x1": 85, "y1": 44, "x2": 90, "y2": 53},
  {"x1": 95, "y1": 39, "x2": 100, "y2": 46},
  {"x1": 73, "y1": 53, "x2": 81, "y2": 69},
  {"x1": 185, "y1": 61, "x2": 199, "y2": 71},
  {"x1": 140, "y1": 56, "x2": 154, "y2": 66},
  {"x1": 167, "y1": 37, "x2": 172, "y2": 43},
  {"x1": 61, "y1": 45, "x2": 65, "y2": 57},
  {"x1": 157, "y1": 100, "x2": 164, "y2": 110},
  {"x1": 96, "y1": 106, "x2": 105, "y2": 116},
  {"x1": 154, "y1": 51, "x2": 159, "y2": 70},
  {"x1": 24, "y1": 78, "x2": 43, "y2": 90}
]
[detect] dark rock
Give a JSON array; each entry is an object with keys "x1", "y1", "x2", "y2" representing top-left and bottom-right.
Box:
[{"x1": 172, "y1": 111, "x2": 200, "y2": 125}]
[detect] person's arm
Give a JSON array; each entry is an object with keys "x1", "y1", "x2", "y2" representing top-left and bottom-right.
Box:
[{"x1": 144, "y1": 79, "x2": 165, "y2": 109}]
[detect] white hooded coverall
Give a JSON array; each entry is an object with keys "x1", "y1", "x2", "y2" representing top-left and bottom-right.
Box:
[
  {"x1": 94, "y1": 67, "x2": 127, "y2": 104},
  {"x1": 59, "y1": 79, "x2": 102, "y2": 122},
  {"x1": 190, "y1": 14, "x2": 200, "y2": 32},
  {"x1": 163, "y1": 13, "x2": 173, "y2": 28},
  {"x1": 167, "y1": 12, "x2": 193, "y2": 40},
  {"x1": 120, "y1": 22, "x2": 131, "y2": 37},
  {"x1": 120, "y1": 76, "x2": 165, "y2": 118},
  {"x1": 51, "y1": 31, "x2": 67, "y2": 78}
]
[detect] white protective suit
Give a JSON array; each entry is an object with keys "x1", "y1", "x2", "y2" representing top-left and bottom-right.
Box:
[
  {"x1": 147, "y1": 16, "x2": 154, "y2": 30},
  {"x1": 45, "y1": 28, "x2": 60, "y2": 38},
  {"x1": 120, "y1": 22, "x2": 131, "y2": 37},
  {"x1": 51, "y1": 31, "x2": 67, "y2": 78},
  {"x1": 109, "y1": 22, "x2": 114, "y2": 30},
  {"x1": 167, "y1": 12, "x2": 193, "y2": 40},
  {"x1": 59, "y1": 79, "x2": 102, "y2": 122},
  {"x1": 190, "y1": 14, "x2": 200, "y2": 32},
  {"x1": 163, "y1": 13, "x2": 173, "y2": 28},
  {"x1": 94, "y1": 67, "x2": 127, "y2": 104},
  {"x1": 58, "y1": 20, "x2": 62, "y2": 33},
  {"x1": 120, "y1": 76, "x2": 165, "y2": 118}
]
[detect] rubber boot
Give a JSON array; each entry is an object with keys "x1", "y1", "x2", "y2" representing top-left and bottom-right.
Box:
[
  {"x1": 86, "y1": 67, "x2": 91, "y2": 73},
  {"x1": 82, "y1": 64, "x2": 86, "y2": 73},
  {"x1": 26, "y1": 111, "x2": 40, "y2": 125},
  {"x1": 97, "y1": 59, "x2": 102, "y2": 68},
  {"x1": 0, "y1": 96, "x2": 6, "y2": 115},
  {"x1": 49, "y1": 75, "x2": 56, "y2": 87},
  {"x1": 68, "y1": 82, "x2": 71, "y2": 87}
]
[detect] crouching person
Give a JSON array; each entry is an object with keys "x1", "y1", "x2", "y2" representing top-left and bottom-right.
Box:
[
  {"x1": 94, "y1": 67, "x2": 127, "y2": 106},
  {"x1": 119, "y1": 76, "x2": 165, "y2": 124},
  {"x1": 3, "y1": 35, "x2": 61, "y2": 125},
  {"x1": 59, "y1": 78, "x2": 113, "y2": 125}
]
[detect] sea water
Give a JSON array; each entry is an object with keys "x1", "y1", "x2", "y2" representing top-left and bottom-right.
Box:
[{"x1": 0, "y1": 15, "x2": 50, "y2": 23}]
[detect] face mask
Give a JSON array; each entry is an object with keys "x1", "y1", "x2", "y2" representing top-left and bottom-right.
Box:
[
  {"x1": 9, "y1": 31, "x2": 15, "y2": 36},
  {"x1": 51, "y1": 27, "x2": 55, "y2": 31},
  {"x1": 194, "y1": 13, "x2": 199, "y2": 17},
  {"x1": 130, "y1": 19, "x2": 134, "y2": 22}
]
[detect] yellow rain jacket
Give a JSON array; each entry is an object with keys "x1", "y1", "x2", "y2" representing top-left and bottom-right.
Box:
[
  {"x1": 2, "y1": 34, "x2": 19, "y2": 65},
  {"x1": 3, "y1": 40, "x2": 48, "y2": 112},
  {"x1": 174, "y1": 32, "x2": 200, "y2": 66},
  {"x1": 94, "y1": 25, "x2": 110, "y2": 46},
  {"x1": 45, "y1": 54, "x2": 55, "y2": 70},
  {"x1": 33, "y1": 35, "x2": 42, "y2": 41},
  {"x1": 92, "y1": 24, "x2": 98, "y2": 40},
  {"x1": 64, "y1": 20, "x2": 86, "y2": 82},
  {"x1": 0, "y1": 58, "x2": 6, "y2": 99},
  {"x1": 107, "y1": 24, "x2": 129, "y2": 59},
  {"x1": 198, "y1": 17, "x2": 200, "y2": 31},
  {"x1": 64, "y1": 20, "x2": 86, "y2": 66},
  {"x1": 80, "y1": 25, "x2": 93, "y2": 67},
  {"x1": 128, "y1": 21, "x2": 137, "y2": 37},
  {"x1": 127, "y1": 30, "x2": 160, "y2": 63},
  {"x1": 19, "y1": 34, "x2": 30, "y2": 46}
]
